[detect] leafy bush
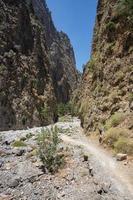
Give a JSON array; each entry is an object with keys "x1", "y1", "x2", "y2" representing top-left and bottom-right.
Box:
[
  {"x1": 106, "y1": 21, "x2": 116, "y2": 31},
  {"x1": 105, "y1": 112, "x2": 125, "y2": 130},
  {"x1": 114, "y1": 137, "x2": 133, "y2": 155},
  {"x1": 104, "y1": 128, "x2": 128, "y2": 148},
  {"x1": 37, "y1": 126, "x2": 64, "y2": 173}
]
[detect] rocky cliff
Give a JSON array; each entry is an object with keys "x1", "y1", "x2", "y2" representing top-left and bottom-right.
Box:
[
  {"x1": 74, "y1": 0, "x2": 133, "y2": 132},
  {"x1": 0, "y1": 0, "x2": 78, "y2": 130}
]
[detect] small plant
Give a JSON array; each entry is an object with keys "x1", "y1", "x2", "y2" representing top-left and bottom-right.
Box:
[
  {"x1": 26, "y1": 132, "x2": 33, "y2": 139},
  {"x1": 105, "y1": 112, "x2": 125, "y2": 130},
  {"x1": 128, "y1": 93, "x2": 133, "y2": 103},
  {"x1": 22, "y1": 115, "x2": 27, "y2": 126},
  {"x1": 86, "y1": 57, "x2": 96, "y2": 72},
  {"x1": 104, "y1": 128, "x2": 128, "y2": 148},
  {"x1": 106, "y1": 21, "x2": 116, "y2": 31},
  {"x1": 12, "y1": 140, "x2": 27, "y2": 147},
  {"x1": 39, "y1": 105, "x2": 50, "y2": 121},
  {"x1": 114, "y1": 137, "x2": 133, "y2": 155},
  {"x1": 37, "y1": 126, "x2": 64, "y2": 173}
]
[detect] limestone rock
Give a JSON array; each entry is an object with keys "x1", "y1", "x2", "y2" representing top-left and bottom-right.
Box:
[
  {"x1": 116, "y1": 153, "x2": 127, "y2": 161},
  {"x1": 0, "y1": 0, "x2": 78, "y2": 131}
]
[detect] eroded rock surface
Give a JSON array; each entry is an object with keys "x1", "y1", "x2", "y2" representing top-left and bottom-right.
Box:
[{"x1": 0, "y1": 0, "x2": 78, "y2": 131}]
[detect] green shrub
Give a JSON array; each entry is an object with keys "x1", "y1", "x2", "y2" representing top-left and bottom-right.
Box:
[
  {"x1": 105, "y1": 112, "x2": 125, "y2": 130},
  {"x1": 106, "y1": 21, "x2": 116, "y2": 31},
  {"x1": 104, "y1": 128, "x2": 128, "y2": 148},
  {"x1": 57, "y1": 102, "x2": 77, "y2": 117},
  {"x1": 37, "y1": 126, "x2": 64, "y2": 173},
  {"x1": 114, "y1": 137, "x2": 133, "y2": 155},
  {"x1": 12, "y1": 140, "x2": 27, "y2": 147}
]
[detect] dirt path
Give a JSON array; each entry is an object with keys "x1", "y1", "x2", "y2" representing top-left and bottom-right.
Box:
[{"x1": 59, "y1": 119, "x2": 133, "y2": 199}]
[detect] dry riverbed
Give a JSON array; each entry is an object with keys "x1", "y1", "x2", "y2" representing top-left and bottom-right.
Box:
[{"x1": 0, "y1": 118, "x2": 133, "y2": 200}]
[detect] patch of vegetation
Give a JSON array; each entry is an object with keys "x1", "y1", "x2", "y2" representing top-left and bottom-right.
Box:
[
  {"x1": 114, "y1": 137, "x2": 133, "y2": 155},
  {"x1": 128, "y1": 93, "x2": 133, "y2": 103},
  {"x1": 12, "y1": 140, "x2": 27, "y2": 147},
  {"x1": 116, "y1": 0, "x2": 133, "y2": 19},
  {"x1": 26, "y1": 132, "x2": 33, "y2": 139},
  {"x1": 22, "y1": 115, "x2": 27, "y2": 126},
  {"x1": 27, "y1": 149, "x2": 38, "y2": 158},
  {"x1": 37, "y1": 126, "x2": 64, "y2": 173},
  {"x1": 59, "y1": 115, "x2": 73, "y2": 122},
  {"x1": 106, "y1": 21, "x2": 116, "y2": 31},
  {"x1": 20, "y1": 136, "x2": 27, "y2": 141},
  {"x1": 86, "y1": 57, "x2": 96, "y2": 72},
  {"x1": 57, "y1": 102, "x2": 78, "y2": 117},
  {"x1": 105, "y1": 112, "x2": 125, "y2": 130},
  {"x1": 104, "y1": 128, "x2": 128, "y2": 148},
  {"x1": 39, "y1": 105, "x2": 50, "y2": 121},
  {"x1": 0, "y1": 64, "x2": 6, "y2": 72}
]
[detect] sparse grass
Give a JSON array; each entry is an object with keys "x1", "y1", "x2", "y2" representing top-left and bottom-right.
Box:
[
  {"x1": 39, "y1": 105, "x2": 50, "y2": 120},
  {"x1": 12, "y1": 140, "x2": 27, "y2": 147},
  {"x1": 105, "y1": 112, "x2": 125, "y2": 130},
  {"x1": 57, "y1": 127, "x2": 71, "y2": 135},
  {"x1": 37, "y1": 126, "x2": 64, "y2": 173},
  {"x1": 104, "y1": 127, "x2": 129, "y2": 148},
  {"x1": 114, "y1": 137, "x2": 133, "y2": 155},
  {"x1": 59, "y1": 115, "x2": 73, "y2": 122}
]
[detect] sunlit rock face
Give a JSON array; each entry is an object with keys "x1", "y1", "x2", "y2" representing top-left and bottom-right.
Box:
[
  {"x1": 0, "y1": 0, "x2": 78, "y2": 130},
  {"x1": 73, "y1": 0, "x2": 133, "y2": 132}
]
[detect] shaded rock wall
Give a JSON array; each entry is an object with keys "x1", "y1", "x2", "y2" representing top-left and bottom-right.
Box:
[{"x1": 0, "y1": 0, "x2": 78, "y2": 130}]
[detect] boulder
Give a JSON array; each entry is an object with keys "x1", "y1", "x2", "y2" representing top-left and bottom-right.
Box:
[{"x1": 116, "y1": 153, "x2": 127, "y2": 161}]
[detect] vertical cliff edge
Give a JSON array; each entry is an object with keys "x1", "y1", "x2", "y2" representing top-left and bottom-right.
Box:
[{"x1": 0, "y1": 0, "x2": 78, "y2": 130}]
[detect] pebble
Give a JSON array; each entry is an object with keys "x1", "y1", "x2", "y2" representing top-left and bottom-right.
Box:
[{"x1": 8, "y1": 178, "x2": 20, "y2": 188}]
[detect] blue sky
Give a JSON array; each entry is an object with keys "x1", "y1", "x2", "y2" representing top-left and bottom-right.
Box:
[{"x1": 46, "y1": 0, "x2": 98, "y2": 72}]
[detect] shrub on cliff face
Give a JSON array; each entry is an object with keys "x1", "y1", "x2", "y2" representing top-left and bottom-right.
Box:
[
  {"x1": 104, "y1": 128, "x2": 128, "y2": 148},
  {"x1": 105, "y1": 112, "x2": 125, "y2": 130},
  {"x1": 106, "y1": 21, "x2": 116, "y2": 31},
  {"x1": 86, "y1": 57, "x2": 96, "y2": 72},
  {"x1": 37, "y1": 127, "x2": 64, "y2": 173},
  {"x1": 117, "y1": 0, "x2": 133, "y2": 18}
]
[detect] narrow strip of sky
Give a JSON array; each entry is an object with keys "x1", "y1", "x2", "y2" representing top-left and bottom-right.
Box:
[{"x1": 46, "y1": 0, "x2": 98, "y2": 72}]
